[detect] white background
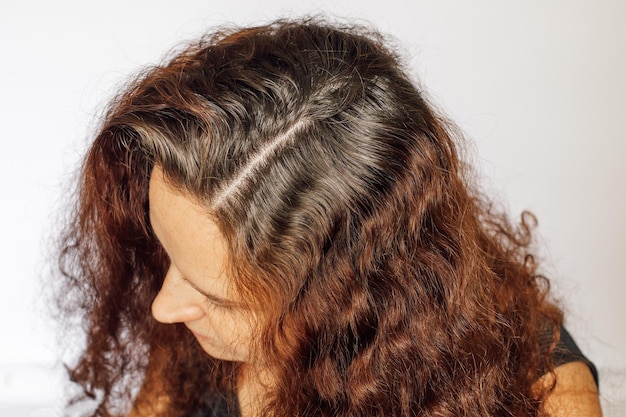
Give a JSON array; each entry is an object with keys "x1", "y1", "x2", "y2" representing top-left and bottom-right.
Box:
[{"x1": 1, "y1": 0, "x2": 624, "y2": 414}]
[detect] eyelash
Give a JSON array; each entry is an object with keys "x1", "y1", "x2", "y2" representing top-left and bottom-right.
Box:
[
  {"x1": 202, "y1": 297, "x2": 227, "y2": 310},
  {"x1": 181, "y1": 276, "x2": 233, "y2": 310}
]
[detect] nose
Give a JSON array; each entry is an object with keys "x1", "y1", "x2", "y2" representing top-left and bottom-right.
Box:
[{"x1": 151, "y1": 266, "x2": 205, "y2": 324}]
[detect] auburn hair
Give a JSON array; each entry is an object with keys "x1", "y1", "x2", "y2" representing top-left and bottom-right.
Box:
[{"x1": 56, "y1": 18, "x2": 562, "y2": 417}]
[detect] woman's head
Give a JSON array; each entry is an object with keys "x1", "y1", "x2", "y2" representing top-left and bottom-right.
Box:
[
  {"x1": 60, "y1": 18, "x2": 559, "y2": 417},
  {"x1": 106, "y1": 19, "x2": 460, "y2": 358}
]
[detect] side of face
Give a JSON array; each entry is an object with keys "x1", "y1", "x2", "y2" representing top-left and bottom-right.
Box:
[{"x1": 148, "y1": 166, "x2": 255, "y2": 363}]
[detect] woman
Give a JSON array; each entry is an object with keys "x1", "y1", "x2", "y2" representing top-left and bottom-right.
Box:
[{"x1": 56, "y1": 19, "x2": 601, "y2": 417}]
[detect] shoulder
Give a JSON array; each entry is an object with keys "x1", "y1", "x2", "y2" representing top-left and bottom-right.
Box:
[
  {"x1": 534, "y1": 325, "x2": 602, "y2": 415},
  {"x1": 538, "y1": 361, "x2": 602, "y2": 416}
]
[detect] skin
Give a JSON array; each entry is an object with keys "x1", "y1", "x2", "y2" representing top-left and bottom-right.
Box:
[
  {"x1": 145, "y1": 165, "x2": 602, "y2": 417},
  {"x1": 148, "y1": 166, "x2": 267, "y2": 417},
  {"x1": 149, "y1": 166, "x2": 255, "y2": 364},
  {"x1": 537, "y1": 361, "x2": 602, "y2": 416}
]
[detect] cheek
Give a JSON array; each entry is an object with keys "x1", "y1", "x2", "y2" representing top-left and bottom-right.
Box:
[
  {"x1": 216, "y1": 314, "x2": 252, "y2": 345},
  {"x1": 200, "y1": 309, "x2": 256, "y2": 361}
]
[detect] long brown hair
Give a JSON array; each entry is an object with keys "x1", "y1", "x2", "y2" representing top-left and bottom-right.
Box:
[{"x1": 56, "y1": 18, "x2": 562, "y2": 417}]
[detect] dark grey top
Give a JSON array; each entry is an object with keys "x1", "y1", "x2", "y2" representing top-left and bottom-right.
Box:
[{"x1": 190, "y1": 326, "x2": 598, "y2": 417}]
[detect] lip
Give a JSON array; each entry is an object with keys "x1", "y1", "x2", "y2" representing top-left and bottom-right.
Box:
[
  {"x1": 186, "y1": 326, "x2": 209, "y2": 342},
  {"x1": 189, "y1": 329, "x2": 207, "y2": 340}
]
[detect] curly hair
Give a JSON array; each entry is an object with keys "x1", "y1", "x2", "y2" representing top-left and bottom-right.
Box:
[{"x1": 56, "y1": 18, "x2": 563, "y2": 417}]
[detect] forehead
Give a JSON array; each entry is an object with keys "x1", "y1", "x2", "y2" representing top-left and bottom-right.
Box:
[
  {"x1": 148, "y1": 166, "x2": 229, "y2": 278},
  {"x1": 148, "y1": 166, "x2": 205, "y2": 229}
]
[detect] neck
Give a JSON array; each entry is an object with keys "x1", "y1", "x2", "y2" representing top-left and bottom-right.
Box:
[{"x1": 237, "y1": 365, "x2": 272, "y2": 417}]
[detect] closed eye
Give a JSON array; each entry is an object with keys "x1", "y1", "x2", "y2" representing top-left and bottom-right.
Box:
[{"x1": 181, "y1": 276, "x2": 237, "y2": 309}]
